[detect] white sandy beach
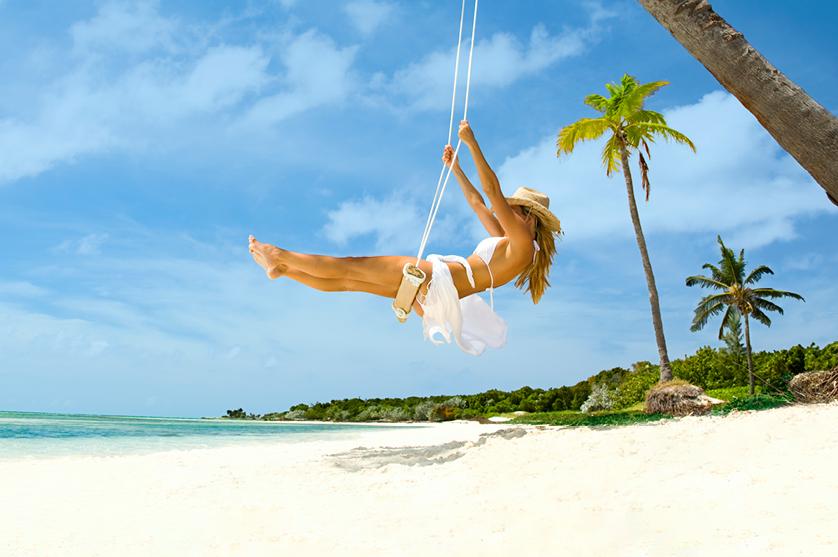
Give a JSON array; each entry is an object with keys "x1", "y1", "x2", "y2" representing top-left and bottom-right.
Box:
[{"x1": 2, "y1": 403, "x2": 837, "y2": 557}]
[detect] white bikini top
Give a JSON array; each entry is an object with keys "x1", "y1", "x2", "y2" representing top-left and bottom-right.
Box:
[
  {"x1": 473, "y1": 236, "x2": 540, "y2": 266},
  {"x1": 472, "y1": 237, "x2": 540, "y2": 310}
]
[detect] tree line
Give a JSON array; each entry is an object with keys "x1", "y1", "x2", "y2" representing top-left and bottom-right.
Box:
[{"x1": 225, "y1": 340, "x2": 836, "y2": 423}]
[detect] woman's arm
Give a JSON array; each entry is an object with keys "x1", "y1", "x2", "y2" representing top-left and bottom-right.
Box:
[
  {"x1": 457, "y1": 121, "x2": 530, "y2": 244},
  {"x1": 443, "y1": 145, "x2": 503, "y2": 237}
]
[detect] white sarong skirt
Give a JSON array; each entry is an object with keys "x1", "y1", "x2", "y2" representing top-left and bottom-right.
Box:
[{"x1": 418, "y1": 254, "x2": 508, "y2": 356}]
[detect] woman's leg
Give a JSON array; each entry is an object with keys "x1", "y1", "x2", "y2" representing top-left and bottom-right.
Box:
[
  {"x1": 249, "y1": 236, "x2": 431, "y2": 285},
  {"x1": 285, "y1": 270, "x2": 397, "y2": 297}
]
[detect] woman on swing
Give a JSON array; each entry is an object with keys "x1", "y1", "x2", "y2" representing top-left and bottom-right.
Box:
[{"x1": 249, "y1": 120, "x2": 561, "y2": 355}]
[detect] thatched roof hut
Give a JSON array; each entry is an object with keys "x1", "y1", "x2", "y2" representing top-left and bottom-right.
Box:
[
  {"x1": 644, "y1": 380, "x2": 720, "y2": 416},
  {"x1": 788, "y1": 367, "x2": 838, "y2": 403}
]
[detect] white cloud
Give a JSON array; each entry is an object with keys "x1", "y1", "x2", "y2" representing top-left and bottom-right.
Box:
[
  {"x1": 384, "y1": 22, "x2": 595, "y2": 111},
  {"x1": 0, "y1": 281, "x2": 48, "y2": 298},
  {"x1": 323, "y1": 195, "x2": 426, "y2": 253},
  {"x1": 70, "y1": 0, "x2": 176, "y2": 55},
  {"x1": 498, "y1": 91, "x2": 836, "y2": 248},
  {"x1": 782, "y1": 252, "x2": 828, "y2": 272},
  {"x1": 321, "y1": 169, "x2": 476, "y2": 255},
  {"x1": 177, "y1": 46, "x2": 269, "y2": 112},
  {"x1": 54, "y1": 233, "x2": 110, "y2": 256},
  {"x1": 78, "y1": 233, "x2": 110, "y2": 255},
  {"x1": 0, "y1": 3, "x2": 357, "y2": 186},
  {"x1": 344, "y1": 0, "x2": 395, "y2": 36},
  {"x1": 241, "y1": 30, "x2": 357, "y2": 126},
  {"x1": 0, "y1": 115, "x2": 110, "y2": 184}
]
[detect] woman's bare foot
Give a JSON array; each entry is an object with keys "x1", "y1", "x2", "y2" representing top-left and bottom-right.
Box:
[{"x1": 248, "y1": 235, "x2": 288, "y2": 279}]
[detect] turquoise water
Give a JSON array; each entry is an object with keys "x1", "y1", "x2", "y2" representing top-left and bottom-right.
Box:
[{"x1": 0, "y1": 411, "x2": 408, "y2": 459}]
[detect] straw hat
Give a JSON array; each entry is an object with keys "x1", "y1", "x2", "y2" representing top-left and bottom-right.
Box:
[{"x1": 506, "y1": 187, "x2": 561, "y2": 233}]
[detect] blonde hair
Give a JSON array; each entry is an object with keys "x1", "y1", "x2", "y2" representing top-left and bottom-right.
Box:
[{"x1": 514, "y1": 216, "x2": 561, "y2": 304}]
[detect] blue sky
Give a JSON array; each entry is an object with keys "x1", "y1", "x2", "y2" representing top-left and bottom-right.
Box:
[{"x1": 1, "y1": 0, "x2": 836, "y2": 417}]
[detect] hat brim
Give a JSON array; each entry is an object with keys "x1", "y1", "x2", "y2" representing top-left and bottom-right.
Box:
[{"x1": 506, "y1": 197, "x2": 562, "y2": 233}]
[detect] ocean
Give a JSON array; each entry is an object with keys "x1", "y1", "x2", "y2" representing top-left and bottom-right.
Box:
[{"x1": 0, "y1": 411, "x2": 409, "y2": 459}]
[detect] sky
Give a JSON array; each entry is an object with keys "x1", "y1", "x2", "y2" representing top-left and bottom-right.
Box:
[{"x1": 1, "y1": 0, "x2": 836, "y2": 417}]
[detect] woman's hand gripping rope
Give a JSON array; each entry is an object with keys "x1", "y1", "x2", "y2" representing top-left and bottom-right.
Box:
[
  {"x1": 458, "y1": 119, "x2": 477, "y2": 147},
  {"x1": 442, "y1": 144, "x2": 459, "y2": 169}
]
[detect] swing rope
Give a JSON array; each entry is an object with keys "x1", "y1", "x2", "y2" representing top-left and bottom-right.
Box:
[{"x1": 415, "y1": 0, "x2": 479, "y2": 265}]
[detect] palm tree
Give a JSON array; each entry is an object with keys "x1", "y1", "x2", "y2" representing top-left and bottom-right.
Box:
[
  {"x1": 686, "y1": 236, "x2": 805, "y2": 394},
  {"x1": 558, "y1": 74, "x2": 695, "y2": 382},
  {"x1": 636, "y1": 0, "x2": 838, "y2": 205}
]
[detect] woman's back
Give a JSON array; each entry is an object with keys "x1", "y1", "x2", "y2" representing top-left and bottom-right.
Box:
[{"x1": 451, "y1": 236, "x2": 535, "y2": 298}]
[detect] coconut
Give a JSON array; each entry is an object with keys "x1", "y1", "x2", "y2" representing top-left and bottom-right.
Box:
[
  {"x1": 644, "y1": 380, "x2": 720, "y2": 416},
  {"x1": 788, "y1": 367, "x2": 838, "y2": 404}
]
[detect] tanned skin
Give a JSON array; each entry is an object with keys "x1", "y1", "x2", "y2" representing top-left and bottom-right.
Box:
[{"x1": 249, "y1": 120, "x2": 537, "y2": 314}]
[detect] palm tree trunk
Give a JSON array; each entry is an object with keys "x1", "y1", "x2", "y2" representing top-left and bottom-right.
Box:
[
  {"x1": 636, "y1": 0, "x2": 838, "y2": 206},
  {"x1": 619, "y1": 144, "x2": 673, "y2": 382},
  {"x1": 743, "y1": 312, "x2": 755, "y2": 395}
]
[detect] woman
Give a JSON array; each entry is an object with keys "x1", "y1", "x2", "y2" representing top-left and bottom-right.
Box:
[{"x1": 249, "y1": 120, "x2": 561, "y2": 355}]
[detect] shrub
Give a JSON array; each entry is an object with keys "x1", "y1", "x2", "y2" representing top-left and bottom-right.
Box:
[
  {"x1": 712, "y1": 394, "x2": 790, "y2": 414},
  {"x1": 283, "y1": 409, "x2": 307, "y2": 421},
  {"x1": 672, "y1": 346, "x2": 740, "y2": 389},
  {"x1": 580, "y1": 383, "x2": 613, "y2": 413},
  {"x1": 413, "y1": 400, "x2": 436, "y2": 421},
  {"x1": 612, "y1": 362, "x2": 659, "y2": 409},
  {"x1": 379, "y1": 407, "x2": 411, "y2": 421},
  {"x1": 804, "y1": 342, "x2": 838, "y2": 371},
  {"x1": 429, "y1": 397, "x2": 465, "y2": 422}
]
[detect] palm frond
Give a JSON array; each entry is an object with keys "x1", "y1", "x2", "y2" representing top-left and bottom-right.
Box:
[
  {"x1": 620, "y1": 73, "x2": 636, "y2": 89},
  {"x1": 691, "y1": 298, "x2": 727, "y2": 332},
  {"x1": 557, "y1": 118, "x2": 610, "y2": 155},
  {"x1": 695, "y1": 292, "x2": 733, "y2": 313},
  {"x1": 627, "y1": 110, "x2": 667, "y2": 126},
  {"x1": 601, "y1": 134, "x2": 622, "y2": 176},
  {"x1": 638, "y1": 151, "x2": 650, "y2": 201},
  {"x1": 584, "y1": 94, "x2": 609, "y2": 113},
  {"x1": 621, "y1": 80, "x2": 669, "y2": 116},
  {"x1": 749, "y1": 306, "x2": 772, "y2": 327},
  {"x1": 750, "y1": 288, "x2": 805, "y2": 302},
  {"x1": 701, "y1": 263, "x2": 725, "y2": 282},
  {"x1": 752, "y1": 298, "x2": 784, "y2": 315},
  {"x1": 744, "y1": 264, "x2": 774, "y2": 285},
  {"x1": 633, "y1": 123, "x2": 696, "y2": 152},
  {"x1": 623, "y1": 125, "x2": 651, "y2": 148},
  {"x1": 718, "y1": 237, "x2": 744, "y2": 285},
  {"x1": 685, "y1": 275, "x2": 729, "y2": 290}
]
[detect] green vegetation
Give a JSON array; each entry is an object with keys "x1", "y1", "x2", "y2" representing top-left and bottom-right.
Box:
[
  {"x1": 705, "y1": 386, "x2": 760, "y2": 401},
  {"x1": 511, "y1": 409, "x2": 670, "y2": 427},
  {"x1": 557, "y1": 74, "x2": 696, "y2": 382},
  {"x1": 686, "y1": 235, "x2": 805, "y2": 394},
  {"x1": 225, "y1": 341, "x2": 837, "y2": 424},
  {"x1": 223, "y1": 408, "x2": 259, "y2": 419},
  {"x1": 711, "y1": 394, "x2": 791, "y2": 415}
]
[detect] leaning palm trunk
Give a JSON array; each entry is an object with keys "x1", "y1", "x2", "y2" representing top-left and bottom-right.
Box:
[
  {"x1": 620, "y1": 144, "x2": 673, "y2": 382},
  {"x1": 637, "y1": 0, "x2": 838, "y2": 205},
  {"x1": 743, "y1": 312, "x2": 755, "y2": 395}
]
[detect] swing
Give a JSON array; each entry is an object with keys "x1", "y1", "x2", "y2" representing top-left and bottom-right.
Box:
[{"x1": 392, "y1": 0, "x2": 480, "y2": 323}]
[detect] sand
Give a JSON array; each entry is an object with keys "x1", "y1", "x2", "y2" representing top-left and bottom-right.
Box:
[{"x1": 2, "y1": 403, "x2": 837, "y2": 556}]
